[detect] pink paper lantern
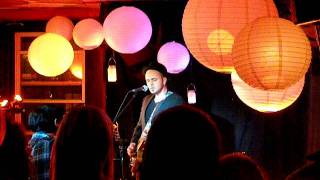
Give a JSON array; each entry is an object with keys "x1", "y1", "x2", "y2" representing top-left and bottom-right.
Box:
[
  {"x1": 182, "y1": 0, "x2": 278, "y2": 73},
  {"x1": 231, "y1": 72, "x2": 305, "y2": 113},
  {"x1": 157, "y1": 41, "x2": 190, "y2": 74},
  {"x1": 73, "y1": 18, "x2": 104, "y2": 50},
  {"x1": 103, "y1": 6, "x2": 152, "y2": 54},
  {"x1": 46, "y1": 16, "x2": 74, "y2": 41}
]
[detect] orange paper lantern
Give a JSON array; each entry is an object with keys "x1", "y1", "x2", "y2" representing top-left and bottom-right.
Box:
[
  {"x1": 70, "y1": 54, "x2": 83, "y2": 79},
  {"x1": 231, "y1": 72, "x2": 305, "y2": 113},
  {"x1": 182, "y1": 0, "x2": 278, "y2": 73},
  {"x1": 232, "y1": 17, "x2": 311, "y2": 90},
  {"x1": 28, "y1": 33, "x2": 74, "y2": 77},
  {"x1": 73, "y1": 18, "x2": 104, "y2": 50},
  {"x1": 46, "y1": 16, "x2": 74, "y2": 41}
]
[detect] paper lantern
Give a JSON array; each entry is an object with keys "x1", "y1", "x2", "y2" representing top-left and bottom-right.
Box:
[
  {"x1": 157, "y1": 41, "x2": 190, "y2": 74},
  {"x1": 70, "y1": 55, "x2": 83, "y2": 79},
  {"x1": 103, "y1": 6, "x2": 152, "y2": 54},
  {"x1": 46, "y1": 16, "x2": 74, "y2": 41},
  {"x1": 232, "y1": 17, "x2": 311, "y2": 90},
  {"x1": 73, "y1": 18, "x2": 104, "y2": 50},
  {"x1": 28, "y1": 33, "x2": 74, "y2": 77},
  {"x1": 182, "y1": 0, "x2": 278, "y2": 73},
  {"x1": 231, "y1": 72, "x2": 305, "y2": 113}
]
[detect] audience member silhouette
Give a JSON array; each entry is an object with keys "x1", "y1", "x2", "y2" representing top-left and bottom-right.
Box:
[
  {"x1": 50, "y1": 105, "x2": 114, "y2": 180},
  {"x1": 28, "y1": 105, "x2": 55, "y2": 180},
  {"x1": 218, "y1": 152, "x2": 269, "y2": 180},
  {"x1": 285, "y1": 150, "x2": 320, "y2": 180},
  {"x1": 139, "y1": 104, "x2": 222, "y2": 180},
  {"x1": 0, "y1": 109, "x2": 31, "y2": 180}
]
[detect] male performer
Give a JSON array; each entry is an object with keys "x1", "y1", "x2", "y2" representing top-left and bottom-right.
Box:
[{"x1": 127, "y1": 62, "x2": 184, "y2": 158}]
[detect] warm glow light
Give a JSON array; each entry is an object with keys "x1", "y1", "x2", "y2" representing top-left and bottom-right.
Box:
[
  {"x1": 182, "y1": 0, "x2": 278, "y2": 73},
  {"x1": 73, "y1": 18, "x2": 104, "y2": 50},
  {"x1": 108, "y1": 65, "x2": 117, "y2": 82},
  {"x1": 70, "y1": 56, "x2": 83, "y2": 79},
  {"x1": 103, "y1": 6, "x2": 152, "y2": 54},
  {"x1": 46, "y1": 16, "x2": 74, "y2": 41},
  {"x1": 1, "y1": 100, "x2": 8, "y2": 107},
  {"x1": 231, "y1": 72, "x2": 305, "y2": 113},
  {"x1": 187, "y1": 83, "x2": 197, "y2": 104},
  {"x1": 208, "y1": 29, "x2": 234, "y2": 55},
  {"x1": 187, "y1": 90, "x2": 197, "y2": 104},
  {"x1": 14, "y1": 95, "x2": 22, "y2": 102},
  {"x1": 157, "y1": 41, "x2": 190, "y2": 74},
  {"x1": 28, "y1": 33, "x2": 74, "y2": 77},
  {"x1": 232, "y1": 17, "x2": 312, "y2": 90}
]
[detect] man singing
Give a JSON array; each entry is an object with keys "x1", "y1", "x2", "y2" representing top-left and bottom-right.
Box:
[{"x1": 127, "y1": 62, "x2": 184, "y2": 161}]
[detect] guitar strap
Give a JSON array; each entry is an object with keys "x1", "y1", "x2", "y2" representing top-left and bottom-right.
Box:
[
  {"x1": 137, "y1": 91, "x2": 173, "y2": 150},
  {"x1": 137, "y1": 102, "x2": 160, "y2": 149}
]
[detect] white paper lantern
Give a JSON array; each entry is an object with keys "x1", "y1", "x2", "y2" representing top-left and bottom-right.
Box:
[
  {"x1": 231, "y1": 72, "x2": 305, "y2": 113},
  {"x1": 73, "y1": 18, "x2": 104, "y2": 50},
  {"x1": 157, "y1": 41, "x2": 190, "y2": 74},
  {"x1": 103, "y1": 6, "x2": 152, "y2": 54}
]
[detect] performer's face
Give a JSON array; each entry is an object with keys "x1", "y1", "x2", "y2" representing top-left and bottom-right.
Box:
[{"x1": 145, "y1": 70, "x2": 167, "y2": 95}]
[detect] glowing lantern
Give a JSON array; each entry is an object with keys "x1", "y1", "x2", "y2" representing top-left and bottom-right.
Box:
[
  {"x1": 187, "y1": 83, "x2": 197, "y2": 104},
  {"x1": 46, "y1": 16, "x2": 74, "y2": 41},
  {"x1": 107, "y1": 57, "x2": 117, "y2": 82},
  {"x1": 28, "y1": 33, "x2": 74, "y2": 77},
  {"x1": 157, "y1": 41, "x2": 190, "y2": 74},
  {"x1": 70, "y1": 54, "x2": 83, "y2": 79},
  {"x1": 182, "y1": 0, "x2": 278, "y2": 73},
  {"x1": 73, "y1": 18, "x2": 104, "y2": 50},
  {"x1": 232, "y1": 17, "x2": 311, "y2": 90},
  {"x1": 103, "y1": 6, "x2": 152, "y2": 54},
  {"x1": 231, "y1": 72, "x2": 305, "y2": 113}
]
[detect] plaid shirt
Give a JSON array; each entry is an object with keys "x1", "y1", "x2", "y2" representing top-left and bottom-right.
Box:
[{"x1": 28, "y1": 131, "x2": 53, "y2": 180}]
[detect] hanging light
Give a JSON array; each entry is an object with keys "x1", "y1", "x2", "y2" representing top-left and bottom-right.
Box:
[
  {"x1": 232, "y1": 17, "x2": 311, "y2": 90},
  {"x1": 182, "y1": 0, "x2": 278, "y2": 73},
  {"x1": 107, "y1": 53, "x2": 117, "y2": 82},
  {"x1": 187, "y1": 83, "x2": 197, "y2": 104}
]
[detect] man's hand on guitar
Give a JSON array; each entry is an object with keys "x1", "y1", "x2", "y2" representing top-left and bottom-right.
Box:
[{"x1": 127, "y1": 142, "x2": 136, "y2": 157}]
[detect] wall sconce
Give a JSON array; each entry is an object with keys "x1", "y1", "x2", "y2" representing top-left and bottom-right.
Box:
[
  {"x1": 1, "y1": 100, "x2": 9, "y2": 108},
  {"x1": 187, "y1": 83, "x2": 196, "y2": 104},
  {"x1": 0, "y1": 95, "x2": 23, "y2": 112},
  {"x1": 107, "y1": 53, "x2": 117, "y2": 82}
]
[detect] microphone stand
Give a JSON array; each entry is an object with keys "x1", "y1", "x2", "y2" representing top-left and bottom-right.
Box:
[{"x1": 113, "y1": 90, "x2": 137, "y2": 180}]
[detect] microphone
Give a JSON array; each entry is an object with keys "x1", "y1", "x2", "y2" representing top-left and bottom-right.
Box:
[{"x1": 130, "y1": 85, "x2": 149, "y2": 93}]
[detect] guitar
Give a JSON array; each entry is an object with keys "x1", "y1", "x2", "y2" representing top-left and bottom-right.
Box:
[{"x1": 130, "y1": 139, "x2": 146, "y2": 178}]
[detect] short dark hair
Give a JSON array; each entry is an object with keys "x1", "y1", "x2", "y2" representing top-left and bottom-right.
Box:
[{"x1": 143, "y1": 62, "x2": 167, "y2": 77}]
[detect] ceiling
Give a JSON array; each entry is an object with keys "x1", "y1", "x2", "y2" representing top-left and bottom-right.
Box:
[
  {"x1": 0, "y1": 0, "x2": 319, "y2": 23},
  {"x1": 0, "y1": 0, "x2": 102, "y2": 21}
]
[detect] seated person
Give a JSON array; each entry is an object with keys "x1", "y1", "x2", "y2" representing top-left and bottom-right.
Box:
[
  {"x1": 0, "y1": 109, "x2": 31, "y2": 180},
  {"x1": 218, "y1": 152, "x2": 269, "y2": 180},
  {"x1": 139, "y1": 104, "x2": 222, "y2": 180},
  {"x1": 50, "y1": 105, "x2": 114, "y2": 180},
  {"x1": 28, "y1": 105, "x2": 55, "y2": 180}
]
